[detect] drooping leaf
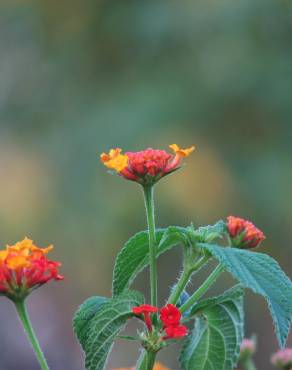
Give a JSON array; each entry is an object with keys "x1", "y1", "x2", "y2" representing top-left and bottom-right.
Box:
[
  {"x1": 73, "y1": 291, "x2": 144, "y2": 370},
  {"x1": 112, "y1": 226, "x2": 188, "y2": 296},
  {"x1": 198, "y1": 243, "x2": 292, "y2": 348},
  {"x1": 179, "y1": 287, "x2": 244, "y2": 370}
]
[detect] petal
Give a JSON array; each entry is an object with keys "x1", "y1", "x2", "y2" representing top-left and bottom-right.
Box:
[{"x1": 169, "y1": 144, "x2": 195, "y2": 157}]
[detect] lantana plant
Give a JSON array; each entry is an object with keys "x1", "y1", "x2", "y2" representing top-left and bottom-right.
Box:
[{"x1": 72, "y1": 144, "x2": 292, "y2": 370}]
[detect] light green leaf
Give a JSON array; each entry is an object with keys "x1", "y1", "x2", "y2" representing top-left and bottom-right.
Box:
[
  {"x1": 179, "y1": 288, "x2": 244, "y2": 370},
  {"x1": 190, "y1": 220, "x2": 226, "y2": 243},
  {"x1": 112, "y1": 227, "x2": 188, "y2": 296},
  {"x1": 73, "y1": 291, "x2": 143, "y2": 370},
  {"x1": 198, "y1": 243, "x2": 292, "y2": 348}
]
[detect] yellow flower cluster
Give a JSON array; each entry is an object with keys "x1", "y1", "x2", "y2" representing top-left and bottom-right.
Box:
[{"x1": 0, "y1": 237, "x2": 53, "y2": 270}]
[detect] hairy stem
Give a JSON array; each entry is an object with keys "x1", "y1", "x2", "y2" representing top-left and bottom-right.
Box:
[
  {"x1": 143, "y1": 185, "x2": 158, "y2": 309},
  {"x1": 168, "y1": 255, "x2": 210, "y2": 305},
  {"x1": 168, "y1": 269, "x2": 192, "y2": 305},
  {"x1": 180, "y1": 264, "x2": 224, "y2": 313},
  {"x1": 14, "y1": 300, "x2": 50, "y2": 370}
]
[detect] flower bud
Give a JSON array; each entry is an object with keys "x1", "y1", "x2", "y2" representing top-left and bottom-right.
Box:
[
  {"x1": 240, "y1": 338, "x2": 256, "y2": 360},
  {"x1": 227, "y1": 216, "x2": 265, "y2": 249},
  {"x1": 271, "y1": 348, "x2": 292, "y2": 369}
]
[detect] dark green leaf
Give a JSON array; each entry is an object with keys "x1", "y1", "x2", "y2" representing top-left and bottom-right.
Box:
[
  {"x1": 73, "y1": 296, "x2": 108, "y2": 350},
  {"x1": 179, "y1": 288, "x2": 244, "y2": 370},
  {"x1": 73, "y1": 291, "x2": 143, "y2": 370},
  {"x1": 112, "y1": 227, "x2": 188, "y2": 296},
  {"x1": 190, "y1": 284, "x2": 244, "y2": 316},
  {"x1": 198, "y1": 243, "x2": 292, "y2": 348}
]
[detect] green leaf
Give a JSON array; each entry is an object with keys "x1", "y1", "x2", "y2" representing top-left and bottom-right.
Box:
[
  {"x1": 198, "y1": 243, "x2": 292, "y2": 348},
  {"x1": 73, "y1": 296, "x2": 108, "y2": 350},
  {"x1": 112, "y1": 227, "x2": 188, "y2": 296},
  {"x1": 73, "y1": 291, "x2": 144, "y2": 370},
  {"x1": 190, "y1": 284, "x2": 244, "y2": 316},
  {"x1": 179, "y1": 287, "x2": 244, "y2": 370}
]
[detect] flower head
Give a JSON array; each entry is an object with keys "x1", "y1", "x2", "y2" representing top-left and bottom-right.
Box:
[
  {"x1": 100, "y1": 144, "x2": 195, "y2": 186},
  {"x1": 160, "y1": 304, "x2": 181, "y2": 327},
  {"x1": 163, "y1": 324, "x2": 188, "y2": 339},
  {"x1": 132, "y1": 304, "x2": 158, "y2": 332},
  {"x1": 271, "y1": 349, "x2": 292, "y2": 369},
  {"x1": 227, "y1": 216, "x2": 265, "y2": 249},
  {"x1": 240, "y1": 338, "x2": 256, "y2": 360},
  {"x1": 0, "y1": 237, "x2": 63, "y2": 300}
]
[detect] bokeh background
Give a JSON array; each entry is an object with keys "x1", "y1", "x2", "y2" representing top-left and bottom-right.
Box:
[{"x1": 0, "y1": 0, "x2": 292, "y2": 369}]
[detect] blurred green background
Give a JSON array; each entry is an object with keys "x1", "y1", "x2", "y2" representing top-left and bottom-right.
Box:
[{"x1": 0, "y1": 0, "x2": 292, "y2": 369}]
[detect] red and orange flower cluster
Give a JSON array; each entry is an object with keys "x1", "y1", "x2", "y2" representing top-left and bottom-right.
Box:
[
  {"x1": 100, "y1": 144, "x2": 195, "y2": 186},
  {"x1": 0, "y1": 237, "x2": 63, "y2": 300},
  {"x1": 132, "y1": 303, "x2": 187, "y2": 341},
  {"x1": 227, "y1": 216, "x2": 265, "y2": 249}
]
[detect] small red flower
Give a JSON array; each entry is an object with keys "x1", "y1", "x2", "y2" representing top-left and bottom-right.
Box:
[
  {"x1": 160, "y1": 304, "x2": 181, "y2": 327},
  {"x1": 227, "y1": 216, "x2": 265, "y2": 249},
  {"x1": 132, "y1": 304, "x2": 158, "y2": 315},
  {"x1": 132, "y1": 304, "x2": 158, "y2": 332},
  {"x1": 100, "y1": 144, "x2": 195, "y2": 186},
  {"x1": 163, "y1": 324, "x2": 188, "y2": 339},
  {"x1": 0, "y1": 237, "x2": 63, "y2": 300}
]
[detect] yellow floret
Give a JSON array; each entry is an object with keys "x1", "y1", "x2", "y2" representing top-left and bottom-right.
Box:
[
  {"x1": 169, "y1": 144, "x2": 195, "y2": 157},
  {"x1": 100, "y1": 148, "x2": 128, "y2": 172},
  {"x1": 6, "y1": 255, "x2": 31, "y2": 269}
]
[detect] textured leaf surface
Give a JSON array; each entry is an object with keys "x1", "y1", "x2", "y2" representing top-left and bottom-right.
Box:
[
  {"x1": 113, "y1": 227, "x2": 188, "y2": 296},
  {"x1": 179, "y1": 288, "x2": 244, "y2": 370},
  {"x1": 198, "y1": 243, "x2": 292, "y2": 348},
  {"x1": 191, "y1": 220, "x2": 226, "y2": 243},
  {"x1": 73, "y1": 291, "x2": 143, "y2": 370},
  {"x1": 190, "y1": 285, "x2": 244, "y2": 316},
  {"x1": 73, "y1": 296, "x2": 108, "y2": 349}
]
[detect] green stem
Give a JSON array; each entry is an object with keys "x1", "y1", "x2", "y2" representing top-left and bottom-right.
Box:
[
  {"x1": 180, "y1": 264, "x2": 224, "y2": 314},
  {"x1": 168, "y1": 268, "x2": 192, "y2": 305},
  {"x1": 136, "y1": 351, "x2": 147, "y2": 370},
  {"x1": 14, "y1": 300, "x2": 50, "y2": 370},
  {"x1": 146, "y1": 350, "x2": 156, "y2": 370},
  {"x1": 136, "y1": 350, "x2": 156, "y2": 370},
  {"x1": 168, "y1": 256, "x2": 210, "y2": 305},
  {"x1": 241, "y1": 357, "x2": 257, "y2": 370},
  {"x1": 143, "y1": 185, "x2": 157, "y2": 308}
]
